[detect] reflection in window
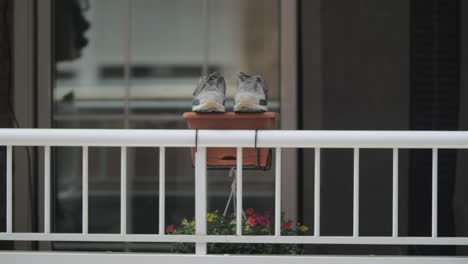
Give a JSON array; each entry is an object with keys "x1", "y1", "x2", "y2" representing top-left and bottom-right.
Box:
[{"x1": 53, "y1": 0, "x2": 280, "y2": 249}]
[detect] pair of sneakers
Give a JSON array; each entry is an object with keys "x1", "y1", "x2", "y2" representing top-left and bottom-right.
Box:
[{"x1": 192, "y1": 72, "x2": 268, "y2": 113}]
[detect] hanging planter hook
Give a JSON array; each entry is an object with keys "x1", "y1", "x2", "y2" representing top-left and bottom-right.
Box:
[
  {"x1": 254, "y1": 129, "x2": 258, "y2": 152},
  {"x1": 195, "y1": 129, "x2": 199, "y2": 152}
]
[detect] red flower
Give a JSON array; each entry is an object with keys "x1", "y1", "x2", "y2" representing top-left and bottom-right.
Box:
[
  {"x1": 259, "y1": 217, "x2": 271, "y2": 226},
  {"x1": 245, "y1": 208, "x2": 255, "y2": 215},
  {"x1": 247, "y1": 216, "x2": 257, "y2": 227},
  {"x1": 282, "y1": 221, "x2": 292, "y2": 229},
  {"x1": 166, "y1": 224, "x2": 175, "y2": 233},
  {"x1": 264, "y1": 211, "x2": 272, "y2": 217}
]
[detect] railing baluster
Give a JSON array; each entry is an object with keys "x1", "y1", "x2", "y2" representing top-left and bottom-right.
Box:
[
  {"x1": 275, "y1": 148, "x2": 282, "y2": 236},
  {"x1": 121, "y1": 146, "x2": 127, "y2": 235},
  {"x1": 392, "y1": 148, "x2": 398, "y2": 238},
  {"x1": 44, "y1": 146, "x2": 51, "y2": 234},
  {"x1": 82, "y1": 146, "x2": 88, "y2": 234},
  {"x1": 195, "y1": 147, "x2": 207, "y2": 254},
  {"x1": 432, "y1": 148, "x2": 438, "y2": 238},
  {"x1": 236, "y1": 147, "x2": 243, "y2": 236},
  {"x1": 6, "y1": 146, "x2": 12, "y2": 233},
  {"x1": 353, "y1": 148, "x2": 359, "y2": 237},
  {"x1": 159, "y1": 147, "x2": 165, "y2": 235},
  {"x1": 314, "y1": 147, "x2": 320, "y2": 237}
]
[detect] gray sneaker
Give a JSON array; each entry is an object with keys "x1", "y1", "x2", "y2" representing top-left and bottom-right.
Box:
[
  {"x1": 234, "y1": 72, "x2": 268, "y2": 112},
  {"x1": 192, "y1": 72, "x2": 226, "y2": 112}
]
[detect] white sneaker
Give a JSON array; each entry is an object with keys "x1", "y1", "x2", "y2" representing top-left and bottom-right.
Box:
[
  {"x1": 233, "y1": 72, "x2": 268, "y2": 113},
  {"x1": 192, "y1": 72, "x2": 226, "y2": 112}
]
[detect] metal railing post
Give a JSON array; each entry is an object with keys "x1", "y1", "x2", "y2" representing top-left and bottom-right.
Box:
[
  {"x1": 392, "y1": 148, "x2": 399, "y2": 237},
  {"x1": 6, "y1": 146, "x2": 12, "y2": 233},
  {"x1": 44, "y1": 146, "x2": 51, "y2": 234},
  {"x1": 195, "y1": 147, "x2": 207, "y2": 254},
  {"x1": 159, "y1": 147, "x2": 165, "y2": 235},
  {"x1": 314, "y1": 147, "x2": 320, "y2": 237},
  {"x1": 236, "y1": 147, "x2": 243, "y2": 236},
  {"x1": 82, "y1": 146, "x2": 88, "y2": 234},
  {"x1": 120, "y1": 147, "x2": 127, "y2": 235},
  {"x1": 275, "y1": 148, "x2": 282, "y2": 236},
  {"x1": 432, "y1": 148, "x2": 438, "y2": 238},
  {"x1": 353, "y1": 148, "x2": 359, "y2": 237}
]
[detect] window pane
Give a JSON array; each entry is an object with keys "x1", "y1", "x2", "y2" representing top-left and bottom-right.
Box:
[
  {"x1": 55, "y1": 0, "x2": 127, "y2": 116},
  {"x1": 52, "y1": 0, "x2": 281, "y2": 244}
]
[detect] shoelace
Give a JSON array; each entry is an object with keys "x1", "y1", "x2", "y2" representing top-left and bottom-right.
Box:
[
  {"x1": 205, "y1": 76, "x2": 218, "y2": 88},
  {"x1": 193, "y1": 74, "x2": 221, "y2": 96},
  {"x1": 241, "y1": 76, "x2": 267, "y2": 94}
]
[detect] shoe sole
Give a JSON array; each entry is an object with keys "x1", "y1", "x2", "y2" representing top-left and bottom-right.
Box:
[
  {"x1": 233, "y1": 100, "x2": 267, "y2": 113},
  {"x1": 193, "y1": 100, "x2": 225, "y2": 113}
]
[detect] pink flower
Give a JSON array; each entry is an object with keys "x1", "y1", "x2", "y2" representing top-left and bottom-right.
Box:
[
  {"x1": 247, "y1": 216, "x2": 257, "y2": 227},
  {"x1": 282, "y1": 221, "x2": 292, "y2": 229},
  {"x1": 166, "y1": 224, "x2": 175, "y2": 233},
  {"x1": 259, "y1": 217, "x2": 271, "y2": 226},
  {"x1": 245, "y1": 208, "x2": 255, "y2": 215},
  {"x1": 264, "y1": 211, "x2": 272, "y2": 217}
]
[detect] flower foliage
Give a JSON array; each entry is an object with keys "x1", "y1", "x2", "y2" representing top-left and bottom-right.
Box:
[{"x1": 167, "y1": 209, "x2": 309, "y2": 254}]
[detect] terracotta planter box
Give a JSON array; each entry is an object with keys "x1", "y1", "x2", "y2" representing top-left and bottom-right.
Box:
[{"x1": 182, "y1": 112, "x2": 278, "y2": 169}]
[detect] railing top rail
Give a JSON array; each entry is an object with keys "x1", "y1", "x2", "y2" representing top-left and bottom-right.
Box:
[{"x1": 0, "y1": 129, "x2": 467, "y2": 148}]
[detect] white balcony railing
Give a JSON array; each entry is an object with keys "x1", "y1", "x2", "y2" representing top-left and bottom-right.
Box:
[{"x1": 1, "y1": 129, "x2": 468, "y2": 264}]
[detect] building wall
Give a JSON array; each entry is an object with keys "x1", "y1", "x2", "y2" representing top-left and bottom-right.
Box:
[
  {"x1": 456, "y1": 0, "x2": 468, "y2": 255},
  {"x1": 300, "y1": 0, "x2": 410, "y2": 254},
  {"x1": 0, "y1": 0, "x2": 11, "y2": 128},
  {"x1": 0, "y1": 0, "x2": 13, "y2": 250}
]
